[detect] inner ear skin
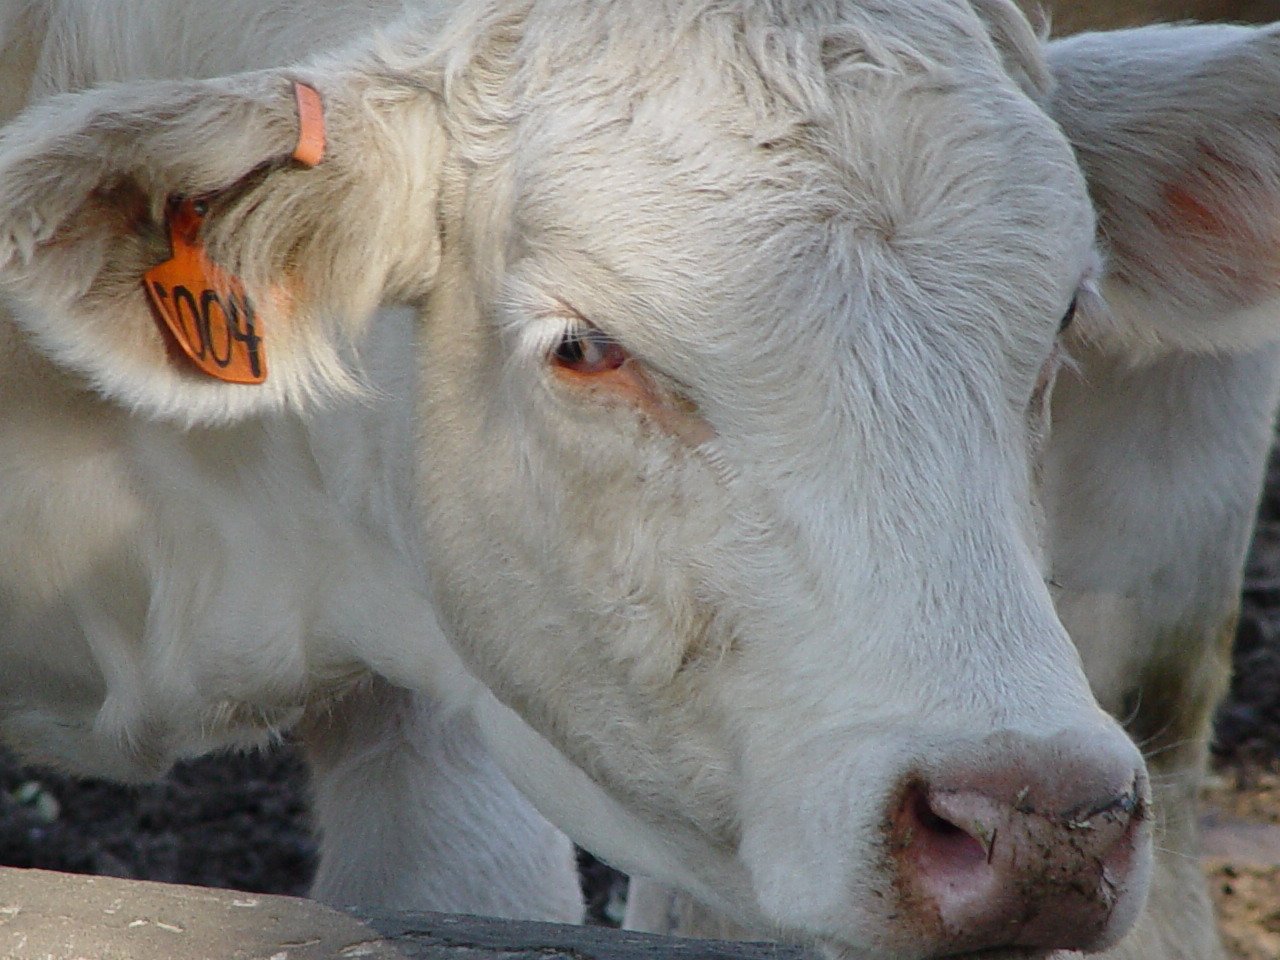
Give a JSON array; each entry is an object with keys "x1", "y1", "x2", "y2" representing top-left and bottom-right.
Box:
[
  {"x1": 56, "y1": 179, "x2": 168, "y2": 303},
  {"x1": 51, "y1": 178, "x2": 156, "y2": 256},
  {"x1": 1158, "y1": 155, "x2": 1280, "y2": 299},
  {"x1": 550, "y1": 358, "x2": 716, "y2": 447}
]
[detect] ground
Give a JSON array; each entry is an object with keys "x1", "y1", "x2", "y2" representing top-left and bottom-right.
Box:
[{"x1": 1203, "y1": 772, "x2": 1280, "y2": 960}]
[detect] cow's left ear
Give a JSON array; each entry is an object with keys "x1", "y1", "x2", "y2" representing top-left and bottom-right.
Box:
[
  {"x1": 0, "y1": 67, "x2": 444, "y2": 422},
  {"x1": 1047, "y1": 24, "x2": 1280, "y2": 358}
]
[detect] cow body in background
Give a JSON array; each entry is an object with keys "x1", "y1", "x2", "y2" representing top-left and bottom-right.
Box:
[{"x1": 2, "y1": 2, "x2": 1279, "y2": 958}]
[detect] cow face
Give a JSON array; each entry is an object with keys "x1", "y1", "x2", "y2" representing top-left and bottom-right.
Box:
[
  {"x1": 28, "y1": 0, "x2": 1280, "y2": 955},
  {"x1": 410, "y1": 5, "x2": 1152, "y2": 956}
]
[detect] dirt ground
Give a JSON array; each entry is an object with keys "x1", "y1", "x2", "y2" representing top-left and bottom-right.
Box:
[{"x1": 1202, "y1": 772, "x2": 1280, "y2": 960}]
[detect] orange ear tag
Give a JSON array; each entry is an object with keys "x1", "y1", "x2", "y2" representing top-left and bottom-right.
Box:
[
  {"x1": 141, "y1": 82, "x2": 325, "y2": 384},
  {"x1": 143, "y1": 198, "x2": 267, "y2": 384},
  {"x1": 291, "y1": 82, "x2": 326, "y2": 168}
]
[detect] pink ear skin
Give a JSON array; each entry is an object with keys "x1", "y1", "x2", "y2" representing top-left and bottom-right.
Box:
[{"x1": 1153, "y1": 144, "x2": 1280, "y2": 302}]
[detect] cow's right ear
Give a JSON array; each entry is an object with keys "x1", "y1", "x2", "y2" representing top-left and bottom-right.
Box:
[
  {"x1": 1046, "y1": 24, "x2": 1280, "y2": 359},
  {"x1": 0, "y1": 68, "x2": 444, "y2": 422}
]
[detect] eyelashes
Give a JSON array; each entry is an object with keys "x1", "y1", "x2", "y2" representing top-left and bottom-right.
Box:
[
  {"x1": 1059, "y1": 294, "x2": 1079, "y2": 335},
  {"x1": 550, "y1": 325, "x2": 630, "y2": 374}
]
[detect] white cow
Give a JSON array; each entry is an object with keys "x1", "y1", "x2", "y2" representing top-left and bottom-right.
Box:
[{"x1": 1, "y1": 1, "x2": 1278, "y2": 958}]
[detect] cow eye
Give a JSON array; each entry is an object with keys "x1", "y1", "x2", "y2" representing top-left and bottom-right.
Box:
[
  {"x1": 551, "y1": 327, "x2": 629, "y2": 374},
  {"x1": 1058, "y1": 295, "x2": 1079, "y2": 335}
]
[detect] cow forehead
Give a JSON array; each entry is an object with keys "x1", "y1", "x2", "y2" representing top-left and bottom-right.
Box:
[{"x1": 498, "y1": 5, "x2": 1093, "y2": 389}]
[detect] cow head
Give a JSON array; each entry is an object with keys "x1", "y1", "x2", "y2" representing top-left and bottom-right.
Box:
[{"x1": 4, "y1": 1, "x2": 1279, "y2": 956}]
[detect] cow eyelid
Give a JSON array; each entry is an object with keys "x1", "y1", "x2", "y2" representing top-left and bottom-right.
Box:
[
  {"x1": 549, "y1": 324, "x2": 629, "y2": 374},
  {"x1": 1058, "y1": 295, "x2": 1079, "y2": 335}
]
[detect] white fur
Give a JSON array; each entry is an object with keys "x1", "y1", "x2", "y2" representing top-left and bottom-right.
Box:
[
  {"x1": 1, "y1": 2, "x2": 1278, "y2": 959},
  {"x1": 304, "y1": 678, "x2": 582, "y2": 921}
]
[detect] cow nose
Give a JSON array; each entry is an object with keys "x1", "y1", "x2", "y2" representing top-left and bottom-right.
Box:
[{"x1": 888, "y1": 748, "x2": 1151, "y2": 955}]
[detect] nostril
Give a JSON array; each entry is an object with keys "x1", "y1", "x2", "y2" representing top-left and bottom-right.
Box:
[
  {"x1": 898, "y1": 783, "x2": 992, "y2": 881},
  {"x1": 914, "y1": 789, "x2": 960, "y2": 835}
]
